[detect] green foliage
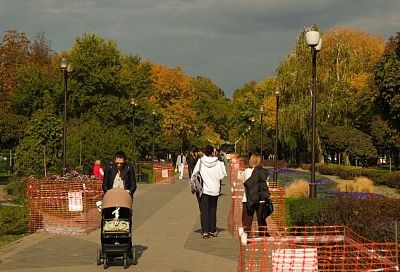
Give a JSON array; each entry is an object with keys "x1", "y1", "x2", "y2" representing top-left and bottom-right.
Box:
[
  {"x1": 375, "y1": 32, "x2": 400, "y2": 129},
  {"x1": 287, "y1": 198, "x2": 330, "y2": 226},
  {"x1": 288, "y1": 197, "x2": 400, "y2": 242},
  {"x1": 14, "y1": 109, "x2": 62, "y2": 177},
  {"x1": 0, "y1": 205, "x2": 28, "y2": 235},
  {"x1": 0, "y1": 107, "x2": 27, "y2": 149},
  {"x1": 5, "y1": 177, "x2": 27, "y2": 205},
  {"x1": 319, "y1": 198, "x2": 400, "y2": 242},
  {"x1": 320, "y1": 126, "x2": 377, "y2": 160},
  {"x1": 10, "y1": 66, "x2": 59, "y2": 117},
  {"x1": 67, "y1": 118, "x2": 134, "y2": 166}
]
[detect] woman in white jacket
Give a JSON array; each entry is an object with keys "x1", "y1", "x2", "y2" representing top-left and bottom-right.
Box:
[{"x1": 191, "y1": 145, "x2": 227, "y2": 239}]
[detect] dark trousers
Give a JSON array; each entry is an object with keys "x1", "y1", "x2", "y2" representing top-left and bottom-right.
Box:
[
  {"x1": 242, "y1": 202, "x2": 267, "y2": 233},
  {"x1": 198, "y1": 194, "x2": 219, "y2": 234}
]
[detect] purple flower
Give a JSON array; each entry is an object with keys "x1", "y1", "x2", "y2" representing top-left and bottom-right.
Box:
[{"x1": 321, "y1": 191, "x2": 384, "y2": 199}]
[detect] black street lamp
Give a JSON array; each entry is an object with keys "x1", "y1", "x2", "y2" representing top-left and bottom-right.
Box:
[
  {"x1": 260, "y1": 106, "x2": 264, "y2": 159},
  {"x1": 272, "y1": 88, "x2": 280, "y2": 187},
  {"x1": 152, "y1": 110, "x2": 156, "y2": 161},
  {"x1": 131, "y1": 98, "x2": 137, "y2": 158},
  {"x1": 60, "y1": 58, "x2": 72, "y2": 176},
  {"x1": 245, "y1": 126, "x2": 250, "y2": 156},
  {"x1": 305, "y1": 29, "x2": 322, "y2": 198}
]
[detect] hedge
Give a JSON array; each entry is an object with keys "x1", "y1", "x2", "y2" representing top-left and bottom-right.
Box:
[
  {"x1": 288, "y1": 197, "x2": 400, "y2": 242},
  {"x1": 301, "y1": 163, "x2": 400, "y2": 189}
]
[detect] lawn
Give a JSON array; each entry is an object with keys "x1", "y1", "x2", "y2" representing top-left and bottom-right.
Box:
[{"x1": 0, "y1": 235, "x2": 26, "y2": 248}]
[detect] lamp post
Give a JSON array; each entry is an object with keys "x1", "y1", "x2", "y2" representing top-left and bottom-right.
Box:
[
  {"x1": 60, "y1": 57, "x2": 72, "y2": 176},
  {"x1": 245, "y1": 126, "x2": 250, "y2": 156},
  {"x1": 305, "y1": 29, "x2": 322, "y2": 198},
  {"x1": 260, "y1": 106, "x2": 264, "y2": 159},
  {"x1": 131, "y1": 98, "x2": 137, "y2": 158},
  {"x1": 152, "y1": 110, "x2": 156, "y2": 161},
  {"x1": 272, "y1": 88, "x2": 280, "y2": 187}
]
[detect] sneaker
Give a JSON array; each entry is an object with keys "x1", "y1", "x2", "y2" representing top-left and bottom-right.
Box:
[
  {"x1": 202, "y1": 233, "x2": 209, "y2": 239},
  {"x1": 209, "y1": 231, "x2": 218, "y2": 237}
]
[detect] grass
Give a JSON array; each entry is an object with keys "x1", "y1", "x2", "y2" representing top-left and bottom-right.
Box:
[
  {"x1": 0, "y1": 235, "x2": 26, "y2": 248},
  {"x1": 336, "y1": 177, "x2": 375, "y2": 193},
  {"x1": 284, "y1": 179, "x2": 309, "y2": 198}
]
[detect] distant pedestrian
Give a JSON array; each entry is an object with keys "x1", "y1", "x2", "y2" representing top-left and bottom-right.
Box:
[
  {"x1": 175, "y1": 151, "x2": 186, "y2": 179},
  {"x1": 187, "y1": 149, "x2": 198, "y2": 178},
  {"x1": 191, "y1": 145, "x2": 227, "y2": 239},
  {"x1": 92, "y1": 160, "x2": 104, "y2": 179}
]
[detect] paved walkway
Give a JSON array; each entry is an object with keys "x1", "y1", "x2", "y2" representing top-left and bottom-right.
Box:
[{"x1": 0, "y1": 174, "x2": 238, "y2": 271}]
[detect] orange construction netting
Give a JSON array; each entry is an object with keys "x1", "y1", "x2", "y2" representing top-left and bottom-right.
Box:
[
  {"x1": 237, "y1": 225, "x2": 400, "y2": 271},
  {"x1": 152, "y1": 162, "x2": 175, "y2": 184},
  {"x1": 27, "y1": 177, "x2": 103, "y2": 235}
]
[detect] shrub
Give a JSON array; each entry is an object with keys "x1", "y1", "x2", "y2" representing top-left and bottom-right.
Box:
[
  {"x1": 0, "y1": 205, "x2": 28, "y2": 235},
  {"x1": 285, "y1": 179, "x2": 309, "y2": 198},
  {"x1": 303, "y1": 163, "x2": 400, "y2": 189},
  {"x1": 335, "y1": 177, "x2": 375, "y2": 193},
  {"x1": 319, "y1": 198, "x2": 400, "y2": 242},
  {"x1": 5, "y1": 177, "x2": 27, "y2": 205},
  {"x1": 287, "y1": 198, "x2": 330, "y2": 226},
  {"x1": 289, "y1": 197, "x2": 400, "y2": 242}
]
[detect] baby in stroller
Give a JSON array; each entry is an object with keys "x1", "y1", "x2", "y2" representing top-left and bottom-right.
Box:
[{"x1": 96, "y1": 188, "x2": 136, "y2": 269}]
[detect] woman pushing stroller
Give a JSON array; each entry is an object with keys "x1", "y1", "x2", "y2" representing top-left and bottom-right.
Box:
[
  {"x1": 102, "y1": 151, "x2": 137, "y2": 196},
  {"x1": 98, "y1": 151, "x2": 137, "y2": 268}
]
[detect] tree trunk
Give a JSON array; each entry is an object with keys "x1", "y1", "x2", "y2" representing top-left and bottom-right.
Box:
[{"x1": 343, "y1": 153, "x2": 351, "y2": 166}]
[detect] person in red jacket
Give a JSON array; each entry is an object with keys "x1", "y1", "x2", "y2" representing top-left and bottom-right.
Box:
[{"x1": 93, "y1": 160, "x2": 104, "y2": 179}]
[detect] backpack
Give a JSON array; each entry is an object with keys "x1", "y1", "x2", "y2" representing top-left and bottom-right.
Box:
[{"x1": 189, "y1": 160, "x2": 203, "y2": 197}]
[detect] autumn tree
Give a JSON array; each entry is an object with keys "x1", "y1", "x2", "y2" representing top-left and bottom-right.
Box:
[{"x1": 275, "y1": 27, "x2": 384, "y2": 163}]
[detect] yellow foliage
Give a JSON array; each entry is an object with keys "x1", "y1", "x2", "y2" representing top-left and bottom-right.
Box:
[
  {"x1": 202, "y1": 125, "x2": 224, "y2": 146},
  {"x1": 149, "y1": 64, "x2": 196, "y2": 135},
  {"x1": 262, "y1": 96, "x2": 277, "y2": 128}
]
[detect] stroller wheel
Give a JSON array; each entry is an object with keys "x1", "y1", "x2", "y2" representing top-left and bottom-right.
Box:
[
  {"x1": 131, "y1": 247, "x2": 137, "y2": 265},
  {"x1": 96, "y1": 249, "x2": 103, "y2": 265},
  {"x1": 103, "y1": 255, "x2": 108, "y2": 269},
  {"x1": 123, "y1": 253, "x2": 128, "y2": 269}
]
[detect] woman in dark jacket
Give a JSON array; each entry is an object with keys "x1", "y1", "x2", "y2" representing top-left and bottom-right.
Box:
[
  {"x1": 102, "y1": 151, "x2": 137, "y2": 197},
  {"x1": 242, "y1": 153, "x2": 270, "y2": 235}
]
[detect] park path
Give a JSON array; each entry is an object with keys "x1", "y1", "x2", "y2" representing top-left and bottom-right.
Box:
[{"x1": 0, "y1": 172, "x2": 238, "y2": 272}]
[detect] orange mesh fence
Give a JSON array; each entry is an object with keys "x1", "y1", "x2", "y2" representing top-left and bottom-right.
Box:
[
  {"x1": 237, "y1": 225, "x2": 400, "y2": 272},
  {"x1": 228, "y1": 186, "x2": 286, "y2": 236},
  {"x1": 227, "y1": 186, "x2": 245, "y2": 235},
  {"x1": 27, "y1": 177, "x2": 103, "y2": 235},
  {"x1": 152, "y1": 162, "x2": 175, "y2": 184}
]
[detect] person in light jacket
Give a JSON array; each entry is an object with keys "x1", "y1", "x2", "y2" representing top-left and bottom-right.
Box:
[
  {"x1": 175, "y1": 151, "x2": 186, "y2": 179},
  {"x1": 191, "y1": 145, "x2": 227, "y2": 239}
]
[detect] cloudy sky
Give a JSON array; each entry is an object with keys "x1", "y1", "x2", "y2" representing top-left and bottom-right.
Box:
[{"x1": 0, "y1": 0, "x2": 399, "y2": 98}]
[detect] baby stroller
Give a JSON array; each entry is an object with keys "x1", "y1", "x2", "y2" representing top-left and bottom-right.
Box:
[{"x1": 96, "y1": 188, "x2": 136, "y2": 269}]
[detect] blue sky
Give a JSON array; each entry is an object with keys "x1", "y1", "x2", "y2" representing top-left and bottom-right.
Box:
[{"x1": 0, "y1": 0, "x2": 399, "y2": 98}]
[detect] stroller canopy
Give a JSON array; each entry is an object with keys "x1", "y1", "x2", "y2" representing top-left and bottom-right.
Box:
[{"x1": 102, "y1": 188, "x2": 132, "y2": 209}]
